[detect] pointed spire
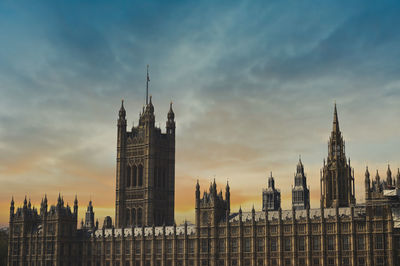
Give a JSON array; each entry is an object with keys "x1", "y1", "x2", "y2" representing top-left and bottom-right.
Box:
[
  {"x1": 28, "y1": 198, "x2": 31, "y2": 209},
  {"x1": 24, "y1": 196, "x2": 27, "y2": 207},
  {"x1": 365, "y1": 166, "x2": 370, "y2": 179},
  {"x1": 119, "y1": 99, "x2": 126, "y2": 119},
  {"x1": 333, "y1": 102, "x2": 340, "y2": 132},
  {"x1": 168, "y1": 101, "x2": 175, "y2": 120},
  {"x1": 397, "y1": 168, "x2": 400, "y2": 189},
  {"x1": 11, "y1": 196, "x2": 14, "y2": 206},
  {"x1": 387, "y1": 164, "x2": 393, "y2": 186}
]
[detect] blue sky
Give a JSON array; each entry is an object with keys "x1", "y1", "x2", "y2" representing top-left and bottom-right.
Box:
[{"x1": 0, "y1": 0, "x2": 400, "y2": 225}]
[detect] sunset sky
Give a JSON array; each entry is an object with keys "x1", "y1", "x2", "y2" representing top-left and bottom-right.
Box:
[{"x1": 1, "y1": 0, "x2": 400, "y2": 227}]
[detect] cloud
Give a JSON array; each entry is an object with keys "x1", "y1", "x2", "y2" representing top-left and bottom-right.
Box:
[{"x1": 1, "y1": 0, "x2": 400, "y2": 226}]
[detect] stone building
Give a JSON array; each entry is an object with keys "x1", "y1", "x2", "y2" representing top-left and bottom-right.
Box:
[
  {"x1": 292, "y1": 158, "x2": 310, "y2": 210},
  {"x1": 7, "y1": 95, "x2": 400, "y2": 266},
  {"x1": 263, "y1": 173, "x2": 281, "y2": 211}
]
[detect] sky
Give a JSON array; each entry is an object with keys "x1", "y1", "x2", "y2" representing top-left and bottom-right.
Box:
[{"x1": 1, "y1": 0, "x2": 400, "y2": 227}]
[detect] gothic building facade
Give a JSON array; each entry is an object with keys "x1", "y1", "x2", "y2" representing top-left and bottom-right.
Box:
[{"x1": 7, "y1": 96, "x2": 400, "y2": 266}]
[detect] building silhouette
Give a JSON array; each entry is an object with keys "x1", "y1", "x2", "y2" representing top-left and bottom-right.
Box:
[{"x1": 7, "y1": 86, "x2": 400, "y2": 266}]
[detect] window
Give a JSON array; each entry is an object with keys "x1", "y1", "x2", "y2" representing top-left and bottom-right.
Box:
[
  {"x1": 116, "y1": 242, "x2": 121, "y2": 254},
  {"x1": 357, "y1": 235, "x2": 365, "y2": 250},
  {"x1": 342, "y1": 235, "x2": 350, "y2": 250},
  {"x1": 201, "y1": 239, "x2": 208, "y2": 253},
  {"x1": 342, "y1": 258, "x2": 350, "y2": 266},
  {"x1": 167, "y1": 240, "x2": 173, "y2": 253},
  {"x1": 375, "y1": 234, "x2": 384, "y2": 250},
  {"x1": 231, "y1": 238, "x2": 238, "y2": 252},
  {"x1": 131, "y1": 209, "x2": 136, "y2": 226},
  {"x1": 218, "y1": 239, "x2": 225, "y2": 253},
  {"x1": 299, "y1": 258, "x2": 306, "y2": 265},
  {"x1": 271, "y1": 259, "x2": 278, "y2": 266},
  {"x1": 327, "y1": 236, "x2": 335, "y2": 250},
  {"x1": 376, "y1": 257, "x2": 384, "y2": 266},
  {"x1": 137, "y1": 208, "x2": 142, "y2": 227},
  {"x1": 135, "y1": 242, "x2": 141, "y2": 254},
  {"x1": 327, "y1": 223, "x2": 334, "y2": 233},
  {"x1": 342, "y1": 223, "x2": 349, "y2": 232},
  {"x1": 244, "y1": 238, "x2": 251, "y2": 252},
  {"x1": 312, "y1": 224, "x2": 320, "y2": 233},
  {"x1": 298, "y1": 236, "x2": 305, "y2": 251},
  {"x1": 145, "y1": 241, "x2": 151, "y2": 254},
  {"x1": 285, "y1": 258, "x2": 291, "y2": 266},
  {"x1": 284, "y1": 237, "x2": 291, "y2": 251},
  {"x1": 358, "y1": 257, "x2": 365, "y2": 266},
  {"x1": 270, "y1": 225, "x2": 277, "y2": 234},
  {"x1": 126, "y1": 209, "x2": 130, "y2": 226},
  {"x1": 257, "y1": 237, "x2": 264, "y2": 252},
  {"x1": 312, "y1": 236, "x2": 320, "y2": 251},
  {"x1": 271, "y1": 237, "x2": 277, "y2": 251},
  {"x1": 298, "y1": 224, "x2": 305, "y2": 233},
  {"x1": 127, "y1": 166, "x2": 131, "y2": 187},
  {"x1": 133, "y1": 165, "x2": 137, "y2": 186},
  {"x1": 284, "y1": 225, "x2": 291, "y2": 233},
  {"x1": 327, "y1": 258, "x2": 334, "y2": 266},
  {"x1": 156, "y1": 240, "x2": 162, "y2": 254},
  {"x1": 138, "y1": 165, "x2": 143, "y2": 186},
  {"x1": 312, "y1": 258, "x2": 319, "y2": 266},
  {"x1": 189, "y1": 240, "x2": 195, "y2": 253},
  {"x1": 178, "y1": 240, "x2": 184, "y2": 253},
  {"x1": 125, "y1": 242, "x2": 130, "y2": 254},
  {"x1": 106, "y1": 242, "x2": 111, "y2": 255}
]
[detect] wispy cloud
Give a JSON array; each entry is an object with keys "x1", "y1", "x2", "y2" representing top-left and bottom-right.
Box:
[{"x1": 1, "y1": 0, "x2": 400, "y2": 226}]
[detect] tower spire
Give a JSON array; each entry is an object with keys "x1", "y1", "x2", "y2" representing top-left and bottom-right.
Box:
[
  {"x1": 333, "y1": 102, "x2": 339, "y2": 132},
  {"x1": 146, "y1": 64, "x2": 150, "y2": 105}
]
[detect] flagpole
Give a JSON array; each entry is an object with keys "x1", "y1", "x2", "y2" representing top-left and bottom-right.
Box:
[{"x1": 146, "y1": 65, "x2": 149, "y2": 105}]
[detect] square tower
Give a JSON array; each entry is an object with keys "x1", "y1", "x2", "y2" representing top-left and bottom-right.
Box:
[{"x1": 115, "y1": 97, "x2": 175, "y2": 228}]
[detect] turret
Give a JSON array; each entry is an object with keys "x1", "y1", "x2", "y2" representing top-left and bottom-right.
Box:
[
  {"x1": 387, "y1": 164, "x2": 393, "y2": 188},
  {"x1": 166, "y1": 102, "x2": 175, "y2": 135},
  {"x1": 225, "y1": 181, "x2": 230, "y2": 213},
  {"x1": 397, "y1": 169, "x2": 400, "y2": 189},
  {"x1": 365, "y1": 166, "x2": 370, "y2": 199},
  {"x1": 10, "y1": 197, "x2": 14, "y2": 219},
  {"x1": 74, "y1": 195, "x2": 78, "y2": 215}
]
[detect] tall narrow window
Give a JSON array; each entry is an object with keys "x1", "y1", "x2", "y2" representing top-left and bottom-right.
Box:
[
  {"x1": 126, "y1": 209, "x2": 130, "y2": 226},
  {"x1": 138, "y1": 165, "x2": 143, "y2": 186},
  {"x1": 132, "y1": 209, "x2": 136, "y2": 226},
  {"x1": 137, "y1": 208, "x2": 142, "y2": 226},
  {"x1": 133, "y1": 165, "x2": 137, "y2": 186},
  {"x1": 127, "y1": 166, "x2": 131, "y2": 187}
]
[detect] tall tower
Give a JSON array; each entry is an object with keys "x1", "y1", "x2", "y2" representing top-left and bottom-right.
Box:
[
  {"x1": 115, "y1": 69, "x2": 175, "y2": 228},
  {"x1": 292, "y1": 157, "x2": 310, "y2": 210},
  {"x1": 321, "y1": 104, "x2": 355, "y2": 208},
  {"x1": 262, "y1": 172, "x2": 281, "y2": 211}
]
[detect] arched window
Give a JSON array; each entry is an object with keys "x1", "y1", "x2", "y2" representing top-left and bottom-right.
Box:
[
  {"x1": 126, "y1": 166, "x2": 131, "y2": 187},
  {"x1": 132, "y1": 165, "x2": 137, "y2": 187},
  {"x1": 137, "y1": 208, "x2": 142, "y2": 227},
  {"x1": 138, "y1": 165, "x2": 143, "y2": 186},
  {"x1": 131, "y1": 209, "x2": 136, "y2": 226},
  {"x1": 126, "y1": 209, "x2": 130, "y2": 226}
]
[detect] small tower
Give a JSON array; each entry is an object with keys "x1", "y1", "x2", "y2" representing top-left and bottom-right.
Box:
[
  {"x1": 365, "y1": 166, "x2": 371, "y2": 200},
  {"x1": 166, "y1": 102, "x2": 175, "y2": 135},
  {"x1": 195, "y1": 179, "x2": 230, "y2": 227},
  {"x1": 387, "y1": 164, "x2": 393, "y2": 188},
  {"x1": 84, "y1": 201, "x2": 95, "y2": 229},
  {"x1": 397, "y1": 169, "x2": 400, "y2": 189},
  {"x1": 292, "y1": 157, "x2": 310, "y2": 210},
  {"x1": 263, "y1": 172, "x2": 281, "y2": 211}
]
